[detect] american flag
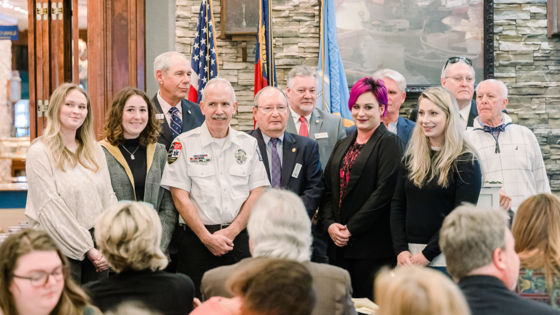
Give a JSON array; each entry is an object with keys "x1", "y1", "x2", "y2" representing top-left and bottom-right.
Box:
[{"x1": 188, "y1": 0, "x2": 219, "y2": 103}]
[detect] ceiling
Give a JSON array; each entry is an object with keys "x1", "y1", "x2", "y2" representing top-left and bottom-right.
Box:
[{"x1": 0, "y1": 0, "x2": 88, "y2": 31}]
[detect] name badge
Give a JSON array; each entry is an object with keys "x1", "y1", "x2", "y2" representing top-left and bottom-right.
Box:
[
  {"x1": 315, "y1": 132, "x2": 328, "y2": 139},
  {"x1": 292, "y1": 163, "x2": 302, "y2": 178},
  {"x1": 156, "y1": 113, "x2": 165, "y2": 120}
]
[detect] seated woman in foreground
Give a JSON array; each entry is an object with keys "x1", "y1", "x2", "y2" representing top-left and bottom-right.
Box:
[
  {"x1": 0, "y1": 229, "x2": 101, "y2": 315},
  {"x1": 83, "y1": 202, "x2": 195, "y2": 315},
  {"x1": 512, "y1": 193, "x2": 560, "y2": 309}
]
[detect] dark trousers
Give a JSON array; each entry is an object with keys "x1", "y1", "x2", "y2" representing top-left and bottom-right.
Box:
[
  {"x1": 177, "y1": 226, "x2": 251, "y2": 298},
  {"x1": 310, "y1": 224, "x2": 329, "y2": 264},
  {"x1": 331, "y1": 247, "x2": 396, "y2": 300},
  {"x1": 68, "y1": 257, "x2": 109, "y2": 285}
]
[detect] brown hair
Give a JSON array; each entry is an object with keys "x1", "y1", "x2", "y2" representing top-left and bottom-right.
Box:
[
  {"x1": 103, "y1": 87, "x2": 161, "y2": 147},
  {"x1": 225, "y1": 258, "x2": 315, "y2": 315},
  {"x1": 512, "y1": 193, "x2": 560, "y2": 290},
  {"x1": 0, "y1": 229, "x2": 91, "y2": 315}
]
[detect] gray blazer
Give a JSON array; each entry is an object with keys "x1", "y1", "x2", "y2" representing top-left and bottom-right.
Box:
[
  {"x1": 99, "y1": 140, "x2": 177, "y2": 253},
  {"x1": 201, "y1": 257, "x2": 357, "y2": 315},
  {"x1": 286, "y1": 107, "x2": 346, "y2": 169}
]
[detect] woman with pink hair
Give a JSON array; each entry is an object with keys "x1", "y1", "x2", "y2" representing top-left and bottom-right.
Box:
[{"x1": 320, "y1": 77, "x2": 405, "y2": 300}]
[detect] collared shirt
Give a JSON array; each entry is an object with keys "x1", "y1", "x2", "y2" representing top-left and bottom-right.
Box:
[
  {"x1": 161, "y1": 122, "x2": 270, "y2": 225},
  {"x1": 388, "y1": 120, "x2": 398, "y2": 134},
  {"x1": 289, "y1": 106, "x2": 313, "y2": 133},
  {"x1": 157, "y1": 90, "x2": 182, "y2": 129},
  {"x1": 261, "y1": 132, "x2": 284, "y2": 170},
  {"x1": 459, "y1": 103, "x2": 471, "y2": 130}
]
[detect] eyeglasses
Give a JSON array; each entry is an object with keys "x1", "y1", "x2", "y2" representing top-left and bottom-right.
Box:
[
  {"x1": 443, "y1": 57, "x2": 473, "y2": 70},
  {"x1": 13, "y1": 266, "x2": 66, "y2": 287},
  {"x1": 255, "y1": 105, "x2": 288, "y2": 113}
]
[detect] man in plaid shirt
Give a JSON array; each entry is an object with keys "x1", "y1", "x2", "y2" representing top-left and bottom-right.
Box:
[{"x1": 466, "y1": 79, "x2": 550, "y2": 211}]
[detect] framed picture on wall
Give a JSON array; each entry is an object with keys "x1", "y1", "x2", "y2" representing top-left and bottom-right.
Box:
[{"x1": 334, "y1": 0, "x2": 494, "y2": 91}]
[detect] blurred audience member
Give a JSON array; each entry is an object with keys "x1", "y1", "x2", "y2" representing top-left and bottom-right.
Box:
[
  {"x1": 84, "y1": 202, "x2": 195, "y2": 315},
  {"x1": 440, "y1": 205, "x2": 558, "y2": 315},
  {"x1": 512, "y1": 193, "x2": 560, "y2": 310},
  {"x1": 391, "y1": 87, "x2": 481, "y2": 273},
  {"x1": 321, "y1": 77, "x2": 403, "y2": 299},
  {"x1": 25, "y1": 83, "x2": 116, "y2": 285},
  {"x1": 375, "y1": 266, "x2": 470, "y2": 315},
  {"x1": 202, "y1": 189, "x2": 356, "y2": 315},
  {"x1": 0, "y1": 229, "x2": 101, "y2": 315},
  {"x1": 100, "y1": 87, "x2": 176, "y2": 253},
  {"x1": 194, "y1": 258, "x2": 315, "y2": 315}
]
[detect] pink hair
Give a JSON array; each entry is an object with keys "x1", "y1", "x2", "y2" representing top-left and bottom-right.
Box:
[{"x1": 348, "y1": 77, "x2": 388, "y2": 117}]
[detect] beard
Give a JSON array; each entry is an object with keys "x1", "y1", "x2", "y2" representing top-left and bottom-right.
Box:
[{"x1": 299, "y1": 103, "x2": 314, "y2": 112}]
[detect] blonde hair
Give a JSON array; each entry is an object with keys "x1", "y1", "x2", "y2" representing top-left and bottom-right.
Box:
[
  {"x1": 95, "y1": 202, "x2": 167, "y2": 273},
  {"x1": 405, "y1": 87, "x2": 478, "y2": 188},
  {"x1": 39, "y1": 83, "x2": 100, "y2": 172},
  {"x1": 375, "y1": 266, "x2": 470, "y2": 315},
  {"x1": 512, "y1": 194, "x2": 560, "y2": 291}
]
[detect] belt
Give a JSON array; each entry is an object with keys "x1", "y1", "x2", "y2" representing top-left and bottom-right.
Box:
[{"x1": 181, "y1": 223, "x2": 231, "y2": 234}]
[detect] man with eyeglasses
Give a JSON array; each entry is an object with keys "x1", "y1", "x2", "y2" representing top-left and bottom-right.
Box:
[
  {"x1": 410, "y1": 57, "x2": 478, "y2": 129},
  {"x1": 249, "y1": 86, "x2": 325, "y2": 262}
]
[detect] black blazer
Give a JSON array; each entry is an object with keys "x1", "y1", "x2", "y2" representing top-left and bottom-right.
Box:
[
  {"x1": 248, "y1": 129, "x2": 324, "y2": 218},
  {"x1": 152, "y1": 95, "x2": 205, "y2": 151},
  {"x1": 320, "y1": 124, "x2": 404, "y2": 260},
  {"x1": 409, "y1": 99, "x2": 478, "y2": 127}
]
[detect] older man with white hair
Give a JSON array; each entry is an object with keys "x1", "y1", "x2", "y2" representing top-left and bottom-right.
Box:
[
  {"x1": 440, "y1": 205, "x2": 557, "y2": 315},
  {"x1": 201, "y1": 189, "x2": 357, "y2": 315},
  {"x1": 152, "y1": 51, "x2": 205, "y2": 151},
  {"x1": 466, "y1": 79, "x2": 550, "y2": 211},
  {"x1": 161, "y1": 77, "x2": 270, "y2": 297}
]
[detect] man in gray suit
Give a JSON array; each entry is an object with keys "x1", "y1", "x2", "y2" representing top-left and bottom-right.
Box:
[
  {"x1": 285, "y1": 65, "x2": 346, "y2": 169},
  {"x1": 201, "y1": 189, "x2": 357, "y2": 315}
]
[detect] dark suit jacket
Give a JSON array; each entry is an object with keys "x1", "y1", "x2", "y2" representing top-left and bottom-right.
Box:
[
  {"x1": 201, "y1": 257, "x2": 357, "y2": 315},
  {"x1": 409, "y1": 99, "x2": 478, "y2": 127},
  {"x1": 248, "y1": 129, "x2": 324, "y2": 218},
  {"x1": 151, "y1": 94, "x2": 205, "y2": 151},
  {"x1": 346, "y1": 116, "x2": 415, "y2": 146},
  {"x1": 459, "y1": 275, "x2": 558, "y2": 315},
  {"x1": 321, "y1": 124, "x2": 404, "y2": 260}
]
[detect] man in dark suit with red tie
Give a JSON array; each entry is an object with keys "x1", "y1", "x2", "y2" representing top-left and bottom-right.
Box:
[
  {"x1": 152, "y1": 51, "x2": 205, "y2": 151},
  {"x1": 249, "y1": 86, "x2": 325, "y2": 261}
]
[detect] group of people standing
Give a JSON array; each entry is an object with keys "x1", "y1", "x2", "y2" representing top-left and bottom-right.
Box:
[{"x1": 14, "y1": 49, "x2": 553, "y2": 314}]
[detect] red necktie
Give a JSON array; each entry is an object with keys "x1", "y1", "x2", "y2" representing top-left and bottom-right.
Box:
[{"x1": 299, "y1": 116, "x2": 308, "y2": 137}]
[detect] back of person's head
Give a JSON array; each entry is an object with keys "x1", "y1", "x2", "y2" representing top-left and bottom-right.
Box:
[
  {"x1": 0, "y1": 229, "x2": 90, "y2": 315},
  {"x1": 104, "y1": 301, "x2": 162, "y2": 315},
  {"x1": 95, "y1": 202, "x2": 168, "y2": 273},
  {"x1": 247, "y1": 189, "x2": 312, "y2": 262},
  {"x1": 226, "y1": 258, "x2": 315, "y2": 315},
  {"x1": 375, "y1": 266, "x2": 470, "y2": 315},
  {"x1": 440, "y1": 205, "x2": 513, "y2": 280},
  {"x1": 512, "y1": 193, "x2": 560, "y2": 289}
]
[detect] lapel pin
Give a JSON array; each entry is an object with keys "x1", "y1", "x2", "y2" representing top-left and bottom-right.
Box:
[
  {"x1": 315, "y1": 120, "x2": 319, "y2": 123},
  {"x1": 292, "y1": 148, "x2": 296, "y2": 152},
  {"x1": 188, "y1": 110, "x2": 192, "y2": 114}
]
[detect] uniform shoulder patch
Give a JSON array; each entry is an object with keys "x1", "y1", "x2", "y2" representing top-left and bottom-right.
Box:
[{"x1": 167, "y1": 140, "x2": 182, "y2": 165}]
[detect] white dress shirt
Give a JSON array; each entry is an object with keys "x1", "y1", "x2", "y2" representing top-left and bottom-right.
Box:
[
  {"x1": 388, "y1": 120, "x2": 398, "y2": 134},
  {"x1": 261, "y1": 132, "x2": 284, "y2": 170},
  {"x1": 289, "y1": 106, "x2": 313, "y2": 133},
  {"x1": 459, "y1": 103, "x2": 471, "y2": 130},
  {"x1": 157, "y1": 90, "x2": 182, "y2": 128},
  {"x1": 161, "y1": 122, "x2": 270, "y2": 225}
]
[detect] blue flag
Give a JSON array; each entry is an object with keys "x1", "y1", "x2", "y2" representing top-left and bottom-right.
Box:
[
  {"x1": 188, "y1": 0, "x2": 219, "y2": 103},
  {"x1": 317, "y1": 0, "x2": 352, "y2": 127}
]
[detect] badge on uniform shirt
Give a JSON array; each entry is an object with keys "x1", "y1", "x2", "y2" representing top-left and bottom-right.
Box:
[
  {"x1": 190, "y1": 154, "x2": 212, "y2": 164},
  {"x1": 235, "y1": 149, "x2": 247, "y2": 165},
  {"x1": 156, "y1": 113, "x2": 165, "y2": 120},
  {"x1": 167, "y1": 140, "x2": 182, "y2": 164}
]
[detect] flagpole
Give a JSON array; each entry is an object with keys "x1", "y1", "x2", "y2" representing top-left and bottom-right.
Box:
[{"x1": 320, "y1": 0, "x2": 326, "y2": 111}]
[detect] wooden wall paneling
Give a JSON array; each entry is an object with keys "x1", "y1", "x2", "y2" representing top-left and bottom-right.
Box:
[
  {"x1": 41, "y1": 0, "x2": 50, "y2": 123},
  {"x1": 136, "y1": 0, "x2": 145, "y2": 91},
  {"x1": 72, "y1": 0, "x2": 79, "y2": 84},
  {"x1": 51, "y1": 0, "x2": 59, "y2": 86},
  {"x1": 36, "y1": 1, "x2": 45, "y2": 137},
  {"x1": 111, "y1": 0, "x2": 129, "y2": 97},
  {"x1": 62, "y1": 0, "x2": 72, "y2": 83},
  {"x1": 128, "y1": 0, "x2": 137, "y2": 87},
  {"x1": 28, "y1": 0, "x2": 37, "y2": 139}
]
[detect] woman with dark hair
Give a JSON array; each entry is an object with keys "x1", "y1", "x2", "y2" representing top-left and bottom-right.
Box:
[
  {"x1": 0, "y1": 229, "x2": 101, "y2": 315},
  {"x1": 100, "y1": 87, "x2": 176, "y2": 253},
  {"x1": 320, "y1": 77, "x2": 404, "y2": 299}
]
